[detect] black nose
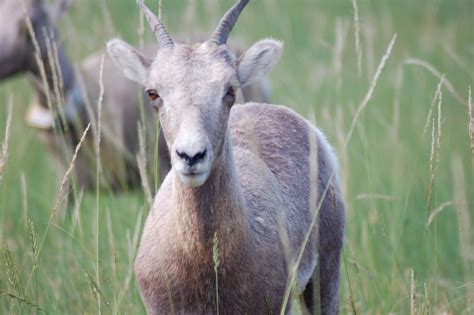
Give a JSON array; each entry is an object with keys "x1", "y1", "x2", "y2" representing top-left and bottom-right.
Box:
[{"x1": 176, "y1": 149, "x2": 207, "y2": 167}]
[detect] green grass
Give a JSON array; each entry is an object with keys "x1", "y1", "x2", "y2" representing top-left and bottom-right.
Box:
[{"x1": 1, "y1": 0, "x2": 473, "y2": 313}]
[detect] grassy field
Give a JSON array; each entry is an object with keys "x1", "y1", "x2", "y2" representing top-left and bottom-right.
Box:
[{"x1": 1, "y1": 0, "x2": 473, "y2": 313}]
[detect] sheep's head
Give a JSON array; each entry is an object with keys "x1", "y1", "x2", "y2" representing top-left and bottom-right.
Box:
[
  {"x1": 0, "y1": 0, "x2": 72, "y2": 80},
  {"x1": 107, "y1": 0, "x2": 282, "y2": 187}
]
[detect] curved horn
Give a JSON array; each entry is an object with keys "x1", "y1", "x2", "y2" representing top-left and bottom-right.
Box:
[
  {"x1": 210, "y1": 0, "x2": 249, "y2": 45},
  {"x1": 136, "y1": 0, "x2": 173, "y2": 49}
]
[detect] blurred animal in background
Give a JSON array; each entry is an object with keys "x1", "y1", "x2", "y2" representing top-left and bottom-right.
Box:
[
  {"x1": 0, "y1": 0, "x2": 271, "y2": 193},
  {"x1": 0, "y1": 0, "x2": 152, "y2": 191},
  {"x1": 108, "y1": 0, "x2": 345, "y2": 313}
]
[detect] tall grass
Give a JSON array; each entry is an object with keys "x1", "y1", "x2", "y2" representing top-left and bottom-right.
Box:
[
  {"x1": 0, "y1": 97, "x2": 12, "y2": 183},
  {"x1": 0, "y1": 0, "x2": 472, "y2": 314}
]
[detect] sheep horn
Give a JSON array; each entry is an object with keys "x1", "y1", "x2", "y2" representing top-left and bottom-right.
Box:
[
  {"x1": 210, "y1": 0, "x2": 249, "y2": 46},
  {"x1": 136, "y1": 0, "x2": 173, "y2": 49}
]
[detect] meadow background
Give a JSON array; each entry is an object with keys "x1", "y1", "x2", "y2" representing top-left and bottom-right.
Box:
[{"x1": 0, "y1": 0, "x2": 473, "y2": 313}]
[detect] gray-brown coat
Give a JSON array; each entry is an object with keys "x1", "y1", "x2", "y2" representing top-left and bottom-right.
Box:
[{"x1": 108, "y1": 0, "x2": 345, "y2": 314}]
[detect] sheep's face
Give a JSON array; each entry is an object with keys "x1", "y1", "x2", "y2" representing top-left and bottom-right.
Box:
[
  {"x1": 107, "y1": 0, "x2": 282, "y2": 188},
  {"x1": 146, "y1": 43, "x2": 238, "y2": 187}
]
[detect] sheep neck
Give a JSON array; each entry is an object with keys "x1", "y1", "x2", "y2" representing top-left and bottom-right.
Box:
[{"x1": 172, "y1": 130, "x2": 248, "y2": 250}]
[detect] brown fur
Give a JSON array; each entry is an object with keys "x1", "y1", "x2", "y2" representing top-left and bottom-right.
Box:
[{"x1": 135, "y1": 104, "x2": 344, "y2": 314}]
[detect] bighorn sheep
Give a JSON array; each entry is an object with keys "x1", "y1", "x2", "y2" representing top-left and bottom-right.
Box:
[
  {"x1": 0, "y1": 0, "x2": 270, "y2": 190},
  {"x1": 107, "y1": 0, "x2": 345, "y2": 314}
]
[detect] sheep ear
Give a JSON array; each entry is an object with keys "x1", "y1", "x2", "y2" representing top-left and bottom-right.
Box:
[
  {"x1": 107, "y1": 38, "x2": 151, "y2": 86},
  {"x1": 237, "y1": 39, "x2": 283, "y2": 88}
]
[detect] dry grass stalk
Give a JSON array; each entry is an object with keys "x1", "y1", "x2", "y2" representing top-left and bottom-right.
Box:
[
  {"x1": 25, "y1": 123, "x2": 92, "y2": 295},
  {"x1": 116, "y1": 210, "x2": 143, "y2": 311},
  {"x1": 212, "y1": 232, "x2": 221, "y2": 315},
  {"x1": 96, "y1": 54, "x2": 105, "y2": 182},
  {"x1": 281, "y1": 33, "x2": 397, "y2": 313},
  {"x1": 43, "y1": 27, "x2": 67, "y2": 130},
  {"x1": 347, "y1": 244, "x2": 362, "y2": 274},
  {"x1": 52, "y1": 38, "x2": 65, "y2": 97},
  {"x1": 158, "y1": 0, "x2": 163, "y2": 19},
  {"x1": 104, "y1": 207, "x2": 118, "y2": 312},
  {"x1": 21, "y1": 0, "x2": 54, "y2": 126},
  {"x1": 342, "y1": 248, "x2": 358, "y2": 315},
  {"x1": 423, "y1": 75, "x2": 444, "y2": 137},
  {"x1": 334, "y1": 107, "x2": 349, "y2": 208},
  {"x1": 276, "y1": 208, "x2": 292, "y2": 282},
  {"x1": 468, "y1": 86, "x2": 473, "y2": 159},
  {"x1": 75, "y1": 66, "x2": 98, "y2": 143},
  {"x1": 443, "y1": 43, "x2": 472, "y2": 78},
  {"x1": 435, "y1": 85, "x2": 442, "y2": 156},
  {"x1": 429, "y1": 118, "x2": 435, "y2": 180},
  {"x1": 70, "y1": 188, "x2": 85, "y2": 238},
  {"x1": 308, "y1": 121, "x2": 321, "y2": 313},
  {"x1": 450, "y1": 154, "x2": 473, "y2": 311},
  {"x1": 0, "y1": 289, "x2": 46, "y2": 314},
  {"x1": 154, "y1": 120, "x2": 160, "y2": 192},
  {"x1": 321, "y1": 33, "x2": 397, "y2": 314},
  {"x1": 21, "y1": 173, "x2": 28, "y2": 227},
  {"x1": 281, "y1": 129, "x2": 321, "y2": 312},
  {"x1": 391, "y1": 65, "x2": 403, "y2": 140},
  {"x1": 404, "y1": 58, "x2": 465, "y2": 105},
  {"x1": 28, "y1": 219, "x2": 38, "y2": 281},
  {"x1": 410, "y1": 269, "x2": 416, "y2": 315},
  {"x1": 28, "y1": 219, "x2": 38, "y2": 309},
  {"x1": 422, "y1": 282, "x2": 430, "y2": 315},
  {"x1": 137, "y1": 123, "x2": 153, "y2": 208},
  {"x1": 59, "y1": 123, "x2": 92, "y2": 201},
  {"x1": 85, "y1": 271, "x2": 111, "y2": 307},
  {"x1": 362, "y1": 19, "x2": 375, "y2": 78},
  {"x1": 2, "y1": 243, "x2": 46, "y2": 312},
  {"x1": 56, "y1": 124, "x2": 91, "y2": 204},
  {"x1": 0, "y1": 96, "x2": 13, "y2": 182},
  {"x1": 426, "y1": 86, "x2": 442, "y2": 213},
  {"x1": 95, "y1": 54, "x2": 105, "y2": 314},
  {"x1": 426, "y1": 201, "x2": 453, "y2": 227},
  {"x1": 76, "y1": 63, "x2": 134, "y2": 186},
  {"x1": 2, "y1": 244, "x2": 24, "y2": 298},
  {"x1": 345, "y1": 34, "x2": 397, "y2": 147},
  {"x1": 333, "y1": 19, "x2": 349, "y2": 91},
  {"x1": 352, "y1": 0, "x2": 362, "y2": 77}
]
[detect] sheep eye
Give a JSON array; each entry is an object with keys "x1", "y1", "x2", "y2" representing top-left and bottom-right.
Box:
[{"x1": 146, "y1": 89, "x2": 160, "y2": 101}]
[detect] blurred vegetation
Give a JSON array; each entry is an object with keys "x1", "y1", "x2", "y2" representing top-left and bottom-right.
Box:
[{"x1": 0, "y1": 0, "x2": 473, "y2": 313}]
